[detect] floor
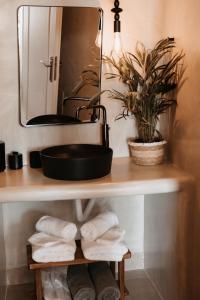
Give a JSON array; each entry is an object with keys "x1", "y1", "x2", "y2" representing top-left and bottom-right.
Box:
[
  {"x1": 6, "y1": 270, "x2": 161, "y2": 300},
  {"x1": 125, "y1": 271, "x2": 161, "y2": 300}
]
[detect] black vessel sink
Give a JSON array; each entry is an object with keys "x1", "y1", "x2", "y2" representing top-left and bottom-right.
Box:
[{"x1": 40, "y1": 144, "x2": 113, "y2": 180}]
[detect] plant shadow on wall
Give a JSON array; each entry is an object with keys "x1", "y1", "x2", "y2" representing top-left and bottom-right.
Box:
[{"x1": 102, "y1": 38, "x2": 185, "y2": 165}]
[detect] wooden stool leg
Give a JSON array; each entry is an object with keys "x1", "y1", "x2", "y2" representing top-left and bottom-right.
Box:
[
  {"x1": 35, "y1": 269, "x2": 43, "y2": 300},
  {"x1": 118, "y1": 260, "x2": 125, "y2": 300},
  {"x1": 110, "y1": 261, "x2": 116, "y2": 278}
]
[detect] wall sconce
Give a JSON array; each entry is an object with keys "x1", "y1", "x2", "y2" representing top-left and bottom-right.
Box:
[{"x1": 111, "y1": 0, "x2": 123, "y2": 55}]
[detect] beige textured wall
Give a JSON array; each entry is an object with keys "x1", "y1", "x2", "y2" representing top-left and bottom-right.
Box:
[
  {"x1": 143, "y1": 1, "x2": 200, "y2": 299},
  {"x1": 144, "y1": 186, "x2": 194, "y2": 300},
  {"x1": 162, "y1": 0, "x2": 200, "y2": 299},
  {"x1": 144, "y1": 193, "x2": 178, "y2": 300},
  {"x1": 0, "y1": 0, "x2": 166, "y2": 285}
]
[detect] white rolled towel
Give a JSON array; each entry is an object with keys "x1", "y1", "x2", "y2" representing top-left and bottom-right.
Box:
[
  {"x1": 36, "y1": 216, "x2": 77, "y2": 241},
  {"x1": 28, "y1": 232, "x2": 67, "y2": 248},
  {"x1": 96, "y1": 226, "x2": 125, "y2": 245},
  {"x1": 32, "y1": 240, "x2": 76, "y2": 263},
  {"x1": 80, "y1": 211, "x2": 119, "y2": 241},
  {"x1": 81, "y1": 239, "x2": 128, "y2": 262}
]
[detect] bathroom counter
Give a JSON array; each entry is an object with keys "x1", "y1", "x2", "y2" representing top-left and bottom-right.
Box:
[{"x1": 0, "y1": 157, "x2": 192, "y2": 203}]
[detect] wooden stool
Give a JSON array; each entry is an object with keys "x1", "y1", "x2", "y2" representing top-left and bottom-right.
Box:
[{"x1": 27, "y1": 241, "x2": 131, "y2": 300}]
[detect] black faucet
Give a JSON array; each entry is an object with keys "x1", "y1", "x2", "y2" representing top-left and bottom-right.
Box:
[{"x1": 76, "y1": 105, "x2": 110, "y2": 148}]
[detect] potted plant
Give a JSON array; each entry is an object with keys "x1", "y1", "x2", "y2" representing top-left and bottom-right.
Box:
[{"x1": 104, "y1": 38, "x2": 185, "y2": 165}]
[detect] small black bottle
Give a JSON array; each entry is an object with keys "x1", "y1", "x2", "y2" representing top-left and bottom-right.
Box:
[
  {"x1": 0, "y1": 141, "x2": 5, "y2": 172},
  {"x1": 29, "y1": 151, "x2": 41, "y2": 168},
  {"x1": 8, "y1": 151, "x2": 23, "y2": 170}
]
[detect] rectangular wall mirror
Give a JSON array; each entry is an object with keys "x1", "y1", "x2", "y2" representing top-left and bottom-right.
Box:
[{"x1": 17, "y1": 5, "x2": 103, "y2": 127}]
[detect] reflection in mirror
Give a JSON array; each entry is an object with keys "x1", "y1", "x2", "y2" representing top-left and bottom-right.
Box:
[{"x1": 17, "y1": 6, "x2": 103, "y2": 126}]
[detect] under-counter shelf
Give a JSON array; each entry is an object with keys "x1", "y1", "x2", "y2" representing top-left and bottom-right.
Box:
[{"x1": 0, "y1": 157, "x2": 192, "y2": 203}]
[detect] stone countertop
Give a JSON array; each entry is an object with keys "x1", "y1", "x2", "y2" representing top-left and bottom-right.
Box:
[{"x1": 0, "y1": 157, "x2": 193, "y2": 203}]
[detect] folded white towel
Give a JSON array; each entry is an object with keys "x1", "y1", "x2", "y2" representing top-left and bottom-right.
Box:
[
  {"x1": 32, "y1": 240, "x2": 76, "y2": 263},
  {"x1": 96, "y1": 226, "x2": 125, "y2": 245},
  {"x1": 28, "y1": 232, "x2": 67, "y2": 248},
  {"x1": 36, "y1": 216, "x2": 77, "y2": 241},
  {"x1": 80, "y1": 211, "x2": 119, "y2": 241},
  {"x1": 81, "y1": 239, "x2": 128, "y2": 262}
]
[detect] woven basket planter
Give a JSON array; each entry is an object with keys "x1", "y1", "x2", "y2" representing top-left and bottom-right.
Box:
[{"x1": 128, "y1": 140, "x2": 167, "y2": 166}]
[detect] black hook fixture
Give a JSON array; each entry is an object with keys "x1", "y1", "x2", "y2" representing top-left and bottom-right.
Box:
[{"x1": 111, "y1": 0, "x2": 123, "y2": 33}]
